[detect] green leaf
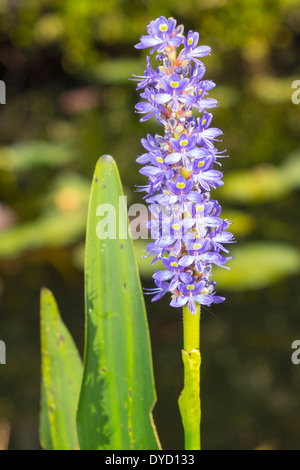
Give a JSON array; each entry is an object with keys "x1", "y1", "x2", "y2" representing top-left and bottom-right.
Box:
[
  {"x1": 0, "y1": 210, "x2": 86, "y2": 258},
  {"x1": 76, "y1": 155, "x2": 160, "y2": 450},
  {"x1": 40, "y1": 288, "x2": 83, "y2": 450},
  {"x1": 221, "y1": 151, "x2": 300, "y2": 205},
  {"x1": 0, "y1": 141, "x2": 74, "y2": 172},
  {"x1": 93, "y1": 58, "x2": 143, "y2": 84},
  {"x1": 221, "y1": 210, "x2": 255, "y2": 236},
  {"x1": 0, "y1": 172, "x2": 90, "y2": 259},
  {"x1": 250, "y1": 75, "x2": 299, "y2": 104},
  {"x1": 222, "y1": 165, "x2": 289, "y2": 204},
  {"x1": 280, "y1": 149, "x2": 300, "y2": 190}
]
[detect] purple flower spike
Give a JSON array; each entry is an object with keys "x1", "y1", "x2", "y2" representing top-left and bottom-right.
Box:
[{"x1": 132, "y1": 17, "x2": 234, "y2": 313}]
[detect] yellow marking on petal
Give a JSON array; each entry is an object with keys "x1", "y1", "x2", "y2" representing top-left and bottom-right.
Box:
[
  {"x1": 156, "y1": 157, "x2": 163, "y2": 163},
  {"x1": 177, "y1": 182, "x2": 186, "y2": 189},
  {"x1": 198, "y1": 89, "x2": 203, "y2": 95},
  {"x1": 170, "y1": 261, "x2": 178, "y2": 267},
  {"x1": 188, "y1": 37, "x2": 193, "y2": 45},
  {"x1": 187, "y1": 284, "x2": 195, "y2": 291},
  {"x1": 196, "y1": 205, "x2": 204, "y2": 212},
  {"x1": 180, "y1": 139, "x2": 188, "y2": 147},
  {"x1": 171, "y1": 81, "x2": 179, "y2": 88},
  {"x1": 151, "y1": 94, "x2": 154, "y2": 100},
  {"x1": 202, "y1": 119, "x2": 207, "y2": 125},
  {"x1": 160, "y1": 24, "x2": 168, "y2": 32},
  {"x1": 193, "y1": 243, "x2": 202, "y2": 250},
  {"x1": 198, "y1": 161, "x2": 204, "y2": 167},
  {"x1": 172, "y1": 224, "x2": 181, "y2": 230}
]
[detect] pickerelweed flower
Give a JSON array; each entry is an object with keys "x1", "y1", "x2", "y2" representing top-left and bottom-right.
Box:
[{"x1": 132, "y1": 16, "x2": 235, "y2": 315}]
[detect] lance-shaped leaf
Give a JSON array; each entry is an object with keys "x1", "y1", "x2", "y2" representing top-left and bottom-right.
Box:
[
  {"x1": 77, "y1": 155, "x2": 160, "y2": 450},
  {"x1": 40, "y1": 288, "x2": 83, "y2": 450}
]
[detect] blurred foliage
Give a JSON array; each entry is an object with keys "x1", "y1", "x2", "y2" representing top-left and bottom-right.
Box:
[
  {"x1": 222, "y1": 150, "x2": 300, "y2": 204},
  {"x1": 0, "y1": 0, "x2": 299, "y2": 450},
  {"x1": 214, "y1": 242, "x2": 300, "y2": 290},
  {"x1": 0, "y1": 141, "x2": 74, "y2": 172}
]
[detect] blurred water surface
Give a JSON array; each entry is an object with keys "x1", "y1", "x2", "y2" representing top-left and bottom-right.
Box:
[{"x1": 0, "y1": 0, "x2": 300, "y2": 449}]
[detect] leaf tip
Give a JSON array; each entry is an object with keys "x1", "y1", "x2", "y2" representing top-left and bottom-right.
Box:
[
  {"x1": 98, "y1": 154, "x2": 116, "y2": 166},
  {"x1": 93, "y1": 155, "x2": 117, "y2": 181},
  {"x1": 40, "y1": 287, "x2": 53, "y2": 302}
]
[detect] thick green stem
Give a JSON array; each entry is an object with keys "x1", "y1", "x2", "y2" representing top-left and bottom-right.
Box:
[{"x1": 178, "y1": 303, "x2": 201, "y2": 450}]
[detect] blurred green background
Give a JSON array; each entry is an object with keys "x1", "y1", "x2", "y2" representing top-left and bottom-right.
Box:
[{"x1": 0, "y1": 0, "x2": 300, "y2": 450}]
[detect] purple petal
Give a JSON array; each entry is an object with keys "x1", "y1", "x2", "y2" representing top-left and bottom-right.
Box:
[
  {"x1": 179, "y1": 272, "x2": 193, "y2": 284},
  {"x1": 155, "y1": 93, "x2": 171, "y2": 104},
  {"x1": 212, "y1": 296, "x2": 225, "y2": 304},
  {"x1": 191, "y1": 45, "x2": 211, "y2": 57},
  {"x1": 193, "y1": 294, "x2": 213, "y2": 306},
  {"x1": 178, "y1": 255, "x2": 194, "y2": 267},
  {"x1": 153, "y1": 270, "x2": 174, "y2": 281},
  {"x1": 188, "y1": 300, "x2": 197, "y2": 314},
  {"x1": 165, "y1": 152, "x2": 182, "y2": 164},
  {"x1": 170, "y1": 296, "x2": 188, "y2": 308}
]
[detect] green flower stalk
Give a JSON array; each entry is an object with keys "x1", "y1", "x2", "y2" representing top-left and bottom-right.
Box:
[{"x1": 179, "y1": 303, "x2": 201, "y2": 449}]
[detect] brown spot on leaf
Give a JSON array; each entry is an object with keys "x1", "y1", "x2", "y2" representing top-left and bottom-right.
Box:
[{"x1": 58, "y1": 334, "x2": 64, "y2": 344}]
